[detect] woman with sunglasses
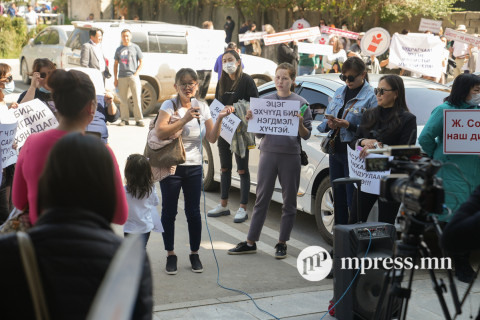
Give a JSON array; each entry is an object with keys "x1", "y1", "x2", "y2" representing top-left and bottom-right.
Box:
[
  {"x1": 317, "y1": 56, "x2": 377, "y2": 225},
  {"x1": 350, "y1": 75, "x2": 416, "y2": 224},
  {"x1": 18, "y1": 58, "x2": 56, "y2": 114}
]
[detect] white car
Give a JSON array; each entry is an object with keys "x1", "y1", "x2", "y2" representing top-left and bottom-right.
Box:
[
  {"x1": 19, "y1": 25, "x2": 74, "y2": 84},
  {"x1": 62, "y1": 20, "x2": 277, "y2": 116}
]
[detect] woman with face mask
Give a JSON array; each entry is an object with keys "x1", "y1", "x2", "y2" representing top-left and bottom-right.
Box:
[{"x1": 207, "y1": 50, "x2": 259, "y2": 224}]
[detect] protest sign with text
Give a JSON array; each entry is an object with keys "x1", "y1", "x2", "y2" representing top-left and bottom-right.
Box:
[
  {"x1": 10, "y1": 99, "x2": 59, "y2": 148},
  {"x1": 418, "y1": 18, "x2": 442, "y2": 33},
  {"x1": 320, "y1": 26, "x2": 360, "y2": 40},
  {"x1": 444, "y1": 28, "x2": 480, "y2": 47},
  {"x1": 347, "y1": 145, "x2": 391, "y2": 195},
  {"x1": 443, "y1": 109, "x2": 480, "y2": 154},
  {"x1": 247, "y1": 97, "x2": 300, "y2": 136},
  {"x1": 263, "y1": 27, "x2": 320, "y2": 46},
  {"x1": 239, "y1": 32, "x2": 267, "y2": 42},
  {"x1": 209, "y1": 99, "x2": 241, "y2": 144},
  {"x1": 297, "y1": 42, "x2": 333, "y2": 55},
  {"x1": 0, "y1": 122, "x2": 18, "y2": 168},
  {"x1": 388, "y1": 33, "x2": 445, "y2": 78}
]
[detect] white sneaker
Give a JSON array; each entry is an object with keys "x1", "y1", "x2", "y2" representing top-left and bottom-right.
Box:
[
  {"x1": 207, "y1": 204, "x2": 230, "y2": 217},
  {"x1": 234, "y1": 208, "x2": 248, "y2": 223}
]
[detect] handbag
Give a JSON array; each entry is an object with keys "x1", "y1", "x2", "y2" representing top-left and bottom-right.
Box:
[
  {"x1": 17, "y1": 232, "x2": 51, "y2": 320},
  {"x1": 320, "y1": 100, "x2": 358, "y2": 155},
  {"x1": 144, "y1": 99, "x2": 186, "y2": 168},
  {"x1": 0, "y1": 207, "x2": 31, "y2": 233}
]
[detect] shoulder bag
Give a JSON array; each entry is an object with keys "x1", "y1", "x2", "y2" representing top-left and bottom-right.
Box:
[
  {"x1": 321, "y1": 100, "x2": 357, "y2": 155},
  {"x1": 0, "y1": 206, "x2": 31, "y2": 234}
]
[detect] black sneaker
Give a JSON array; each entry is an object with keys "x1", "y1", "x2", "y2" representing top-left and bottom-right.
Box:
[
  {"x1": 165, "y1": 255, "x2": 177, "y2": 275},
  {"x1": 118, "y1": 120, "x2": 129, "y2": 126},
  {"x1": 189, "y1": 254, "x2": 203, "y2": 273},
  {"x1": 275, "y1": 243, "x2": 287, "y2": 259},
  {"x1": 228, "y1": 241, "x2": 257, "y2": 255}
]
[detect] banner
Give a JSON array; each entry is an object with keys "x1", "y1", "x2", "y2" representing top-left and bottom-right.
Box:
[
  {"x1": 347, "y1": 146, "x2": 391, "y2": 195},
  {"x1": 388, "y1": 33, "x2": 445, "y2": 78},
  {"x1": 263, "y1": 27, "x2": 320, "y2": 46},
  {"x1": 418, "y1": 18, "x2": 442, "y2": 33},
  {"x1": 239, "y1": 32, "x2": 267, "y2": 42},
  {"x1": 297, "y1": 42, "x2": 333, "y2": 56},
  {"x1": 0, "y1": 122, "x2": 18, "y2": 168},
  {"x1": 9, "y1": 99, "x2": 59, "y2": 148},
  {"x1": 209, "y1": 99, "x2": 241, "y2": 144},
  {"x1": 247, "y1": 97, "x2": 300, "y2": 136},
  {"x1": 360, "y1": 28, "x2": 391, "y2": 57},
  {"x1": 320, "y1": 26, "x2": 360, "y2": 40},
  {"x1": 444, "y1": 28, "x2": 480, "y2": 47},
  {"x1": 443, "y1": 110, "x2": 480, "y2": 154}
]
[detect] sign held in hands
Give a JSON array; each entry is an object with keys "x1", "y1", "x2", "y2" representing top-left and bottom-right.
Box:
[
  {"x1": 209, "y1": 99, "x2": 241, "y2": 144},
  {"x1": 247, "y1": 97, "x2": 300, "y2": 137}
]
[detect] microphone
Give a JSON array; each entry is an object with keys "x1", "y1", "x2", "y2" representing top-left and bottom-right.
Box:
[{"x1": 190, "y1": 97, "x2": 200, "y2": 126}]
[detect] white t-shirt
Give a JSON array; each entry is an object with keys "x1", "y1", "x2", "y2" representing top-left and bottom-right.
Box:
[
  {"x1": 25, "y1": 11, "x2": 37, "y2": 25},
  {"x1": 123, "y1": 186, "x2": 163, "y2": 234},
  {"x1": 453, "y1": 41, "x2": 468, "y2": 58},
  {"x1": 160, "y1": 98, "x2": 212, "y2": 166}
]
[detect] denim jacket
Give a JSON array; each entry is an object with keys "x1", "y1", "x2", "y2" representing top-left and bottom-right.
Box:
[{"x1": 317, "y1": 81, "x2": 377, "y2": 142}]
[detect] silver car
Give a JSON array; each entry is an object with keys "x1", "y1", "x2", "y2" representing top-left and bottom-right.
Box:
[{"x1": 201, "y1": 73, "x2": 450, "y2": 244}]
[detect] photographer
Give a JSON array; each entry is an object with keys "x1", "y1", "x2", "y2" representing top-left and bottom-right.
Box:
[{"x1": 351, "y1": 75, "x2": 417, "y2": 224}]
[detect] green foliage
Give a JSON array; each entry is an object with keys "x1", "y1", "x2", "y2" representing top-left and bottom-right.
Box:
[{"x1": 0, "y1": 17, "x2": 49, "y2": 58}]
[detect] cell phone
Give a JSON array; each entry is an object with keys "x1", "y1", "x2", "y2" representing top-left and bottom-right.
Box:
[{"x1": 324, "y1": 114, "x2": 335, "y2": 120}]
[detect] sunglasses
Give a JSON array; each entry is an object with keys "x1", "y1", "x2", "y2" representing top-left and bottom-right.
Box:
[
  {"x1": 1, "y1": 75, "x2": 13, "y2": 83},
  {"x1": 339, "y1": 74, "x2": 360, "y2": 82},
  {"x1": 40, "y1": 72, "x2": 49, "y2": 79},
  {"x1": 374, "y1": 88, "x2": 395, "y2": 96}
]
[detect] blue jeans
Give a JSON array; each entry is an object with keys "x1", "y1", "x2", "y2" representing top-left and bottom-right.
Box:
[
  {"x1": 329, "y1": 147, "x2": 353, "y2": 225},
  {"x1": 298, "y1": 66, "x2": 315, "y2": 76},
  {"x1": 159, "y1": 165, "x2": 202, "y2": 252},
  {"x1": 124, "y1": 232, "x2": 150, "y2": 249}
]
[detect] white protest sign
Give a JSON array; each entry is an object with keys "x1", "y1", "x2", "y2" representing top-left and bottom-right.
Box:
[
  {"x1": 297, "y1": 42, "x2": 333, "y2": 56},
  {"x1": 239, "y1": 32, "x2": 267, "y2": 42},
  {"x1": 388, "y1": 33, "x2": 445, "y2": 78},
  {"x1": 209, "y1": 99, "x2": 241, "y2": 144},
  {"x1": 9, "y1": 99, "x2": 59, "y2": 148},
  {"x1": 247, "y1": 97, "x2": 300, "y2": 136},
  {"x1": 263, "y1": 27, "x2": 320, "y2": 46},
  {"x1": 347, "y1": 146, "x2": 391, "y2": 195},
  {"x1": 360, "y1": 28, "x2": 391, "y2": 56},
  {"x1": 292, "y1": 19, "x2": 311, "y2": 30},
  {"x1": 419, "y1": 18, "x2": 442, "y2": 33},
  {"x1": 444, "y1": 28, "x2": 480, "y2": 47},
  {"x1": 0, "y1": 122, "x2": 18, "y2": 168},
  {"x1": 320, "y1": 26, "x2": 360, "y2": 40},
  {"x1": 443, "y1": 110, "x2": 480, "y2": 154}
]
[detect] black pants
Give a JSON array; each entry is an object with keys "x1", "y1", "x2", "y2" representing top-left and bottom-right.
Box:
[{"x1": 351, "y1": 190, "x2": 400, "y2": 224}]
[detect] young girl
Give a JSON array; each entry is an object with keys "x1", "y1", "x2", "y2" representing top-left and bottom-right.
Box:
[{"x1": 124, "y1": 154, "x2": 163, "y2": 248}]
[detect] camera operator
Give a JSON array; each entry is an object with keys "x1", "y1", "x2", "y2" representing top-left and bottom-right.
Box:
[{"x1": 350, "y1": 75, "x2": 417, "y2": 224}]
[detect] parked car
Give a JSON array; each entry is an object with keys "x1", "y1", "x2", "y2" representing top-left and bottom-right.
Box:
[
  {"x1": 19, "y1": 25, "x2": 74, "y2": 84},
  {"x1": 62, "y1": 20, "x2": 277, "y2": 116},
  {"x1": 201, "y1": 73, "x2": 450, "y2": 244}
]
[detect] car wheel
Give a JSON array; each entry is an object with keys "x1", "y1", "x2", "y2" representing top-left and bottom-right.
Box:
[
  {"x1": 251, "y1": 74, "x2": 271, "y2": 87},
  {"x1": 128, "y1": 80, "x2": 158, "y2": 117},
  {"x1": 21, "y1": 59, "x2": 31, "y2": 85},
  {"x1": 202, "y1": 139, "x2": 219, "y2": 191},
  {"x1": 314, "y1": 176, "x2": 334, "y2": 245}
]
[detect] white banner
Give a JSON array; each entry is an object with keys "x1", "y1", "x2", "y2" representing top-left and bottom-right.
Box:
[
  {"x1": 263, "y1": 27, "x2": 321, "y2": 46},
  {"x1": 388, "y1": 33, "x2": 445, "y2": 78},
  {"x1": 239, "y1": 32, "x2": 267, "y2": 42},
  {"x1": 418, "y1": 18, "x2": 442, "y2": 33},
  {"x1": 0, "y1": 122, "x2": 18, "y2": 168},
  {"x1": 443, "y1": 110, "x2": 480, "y2": 154},
  {"x1": 297, "y1": 42, "x2": 333, "y2": 56},
  {"x1": 247, "y1": 97, "x2": 300, "y2": 136},
  {"x1": 444, "y1": 28, "x2": 480, "y2": 46},
  {"x1": 10, "y1": 99, "x2": 59, "y2": 148},
  {"x1": 320, "y1": 26, "x2": 360, "y2": 40},
  {"x1": 347, "y1": 146, "x2": 391, "y2": 195},
  {"x1": 209, "y1": 99, "x2": 241, "y2": 144}
]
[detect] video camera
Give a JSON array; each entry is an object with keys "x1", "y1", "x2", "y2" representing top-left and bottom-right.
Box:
[{"x1": 365, "y1": 145, "x2": 444, "y2": 216}]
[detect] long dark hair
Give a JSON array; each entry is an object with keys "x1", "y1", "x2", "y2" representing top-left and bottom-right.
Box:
[
  {"x1": 342, "y1": 56, "x2": 369, "y2": 83},
  {"x1": 38, "y1": 133, "x2": 116, "y2": 222},
  {"x1": 217, "y1": 50, "x2": 243, "y2": 98},
  {"x1": 445, "y1": 74, "x2": 480, "y2": 107},
  {"x1": 360, "y1": 75, "x2": 409, "y2": 139},
  {"x1": 125, "y1": 154, "x2": 153, "y2": 199}
]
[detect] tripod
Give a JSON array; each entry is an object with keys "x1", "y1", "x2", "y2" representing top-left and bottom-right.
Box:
[{"x1": 374, "y1": 210, "x2": 462, "y2": 320}]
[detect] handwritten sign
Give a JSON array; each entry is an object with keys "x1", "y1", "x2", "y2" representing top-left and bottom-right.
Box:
[
  {"x1": 10, "y1": 99, "x2": 59, "y2": 148},
  {"x1": 0, "y1": 122, "x2": 18, "y2": 168},
  {"x1": 444, "y1": 28, "x2": 480, "y2": 47},
  {"x1": 347, "y1": 146, "x2": 391, "y2": 195},
  {"x1": 209, "y1": 99, "x2": 241, "y2": 144},
  {"x1": 297, "y1": 42, "x2": 333, "y2": 56},
  {"x1": 320, "y1": 26, "x2": 360, "y2": 40},
  {"x1": 239, "y1": 32, "x2": 267, "y2": 42},
  {"x1": 443, "y1": 110, "x2": 480, "y2": 154},
  {"x1": 247, "y1": 97, "x2": 300, "y2": 136},
  {"x1": 419, "y1": 18, "x2": 442, "y2": 33},
  {"x1": 388, "y1": 33, "x2": 445, "y2": 78},
  {"x1": 360, "y1": 28, "x2": 391, "y2": 56},
  {"x1": 263, "y1": 27, "x2": 321, "y2": 46}
]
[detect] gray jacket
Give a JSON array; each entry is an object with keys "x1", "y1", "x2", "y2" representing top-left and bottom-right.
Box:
[{"x1": 80, "y1": 40, "x2": 105, "y2": 70}]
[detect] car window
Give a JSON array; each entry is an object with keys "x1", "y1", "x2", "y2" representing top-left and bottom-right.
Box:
[
  {"x1": 148, "y1": 35, "x2": 160, "y2": 52},
  {"x1": 34, "y1": 30, "x2": 51, "y2": 45},
  {"x1": 406, "y1": 88, "x2": 449, "y2": 125},
  {"x1": 66, "y1": 29, "x2": 89, "y2": 50},
  {"x1": 155, "y1": 35, "x2": 187, "y2": 54},
  {"x1": 132, "y1": 32, "x2": 148, "y2": 52},
  {"x1": 46, "y1": 30, "x2": 59, "y2": 45},
  {"x1": 297, "y1": 87, "x2": 331, "y2": 121}
]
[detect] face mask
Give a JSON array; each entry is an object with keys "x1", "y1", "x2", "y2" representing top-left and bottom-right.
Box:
[
  {"x1": 467, "y1": 93, "x2": 480, "y2": 106},
  {"x1": 39, "y1": 87, "x2": 51, "y2": 94},
  {"x1": 1, "y1": 81, "x2": 14, "y2": 95},
  {"x1": 222, "y1": 61, "x2": 237, "y2": 75}
]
